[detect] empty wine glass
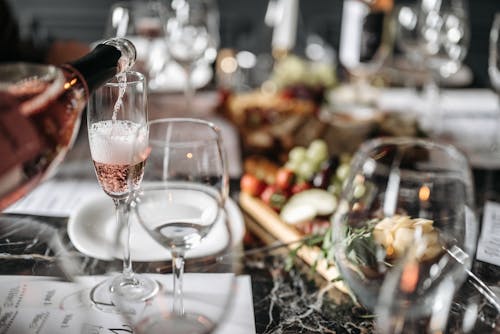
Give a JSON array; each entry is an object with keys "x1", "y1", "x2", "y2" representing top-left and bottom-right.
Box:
[
  {"x1": 165, "y1": 0, "x2": 219, "y2": 111},
  {"x1": 331, "y1": 137, "x2": 478, "y2": 317},
  {"x1": 417, "y1": 0, "x2": 470, "y2": 134},
  {"x1": 105, "y1": 1, "x2": 170, "y2": 90},
  {"x1": 338, "y1": 0, "x2": 394, "y2": 112},
  {"x1": 339, "y1": 0, "x2": 393, "y2": 79},
  {"x1": 394, "y1": 3, "x2": 426, "y2": 89},
  {"x1": 127, "y1": 118, "x2": 233, "y2": 332},
  {"x1": 489, "y1": 13, "x2": 500, "y2": 153},
  {"x1": 87, "y1": 71, "x2": 159, "y2": 305}
]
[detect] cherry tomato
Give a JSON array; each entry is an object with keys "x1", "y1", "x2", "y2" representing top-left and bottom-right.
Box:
[
  {"x1": 260, "y1": 185, "x2": 287, "y2": 211},
  {"x1": 240, "y1": 173, "x2": 266, "y2": 196},
  {"x1": 275, "y1": 168, "x2": 295, "y2": 190},
  {"x1": 291, "y1": 181, "x2": 312, "y2": 194}
]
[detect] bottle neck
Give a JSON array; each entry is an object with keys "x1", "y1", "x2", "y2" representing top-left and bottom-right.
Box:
[{"x1": 68, "y1": 44, "x2": 122, "y2": 93}]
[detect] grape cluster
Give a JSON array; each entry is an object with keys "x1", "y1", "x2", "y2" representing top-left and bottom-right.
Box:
[
  {"x1": 284, "y1": 139, "x2": 357, "y2": 199},
  {"x1": 285, "y1": 139, "x2": 329, "y2": 182}
]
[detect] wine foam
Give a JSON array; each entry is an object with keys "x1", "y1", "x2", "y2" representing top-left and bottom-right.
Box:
[{"x1": 89, "y1": 120, "x2": 145, "y2": 164}]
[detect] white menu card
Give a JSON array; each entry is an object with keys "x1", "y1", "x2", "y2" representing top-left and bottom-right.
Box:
[{"x1": 0, "y1": 274, "x2": 255, "y2": 334}]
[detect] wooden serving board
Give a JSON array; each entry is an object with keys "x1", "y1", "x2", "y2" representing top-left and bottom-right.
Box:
[{"x1": 239, "y1": 192, "x2": 349, "y2": 294}]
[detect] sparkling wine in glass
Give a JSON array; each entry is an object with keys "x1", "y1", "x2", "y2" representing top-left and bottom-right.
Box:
[
  {"x1": 87, "y1": 71, "x2": 158, "y2": 304},
  {"x1": 131, "y1": 118, "x2": 230, "y2": 330},
  {"x1": 331, "y1": 137, "x2": 478, "y2": 323}
]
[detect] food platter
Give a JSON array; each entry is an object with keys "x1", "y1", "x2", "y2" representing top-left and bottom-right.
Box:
[{"x1": 239, "y1": 192, "x2": 349, "y2": 294}]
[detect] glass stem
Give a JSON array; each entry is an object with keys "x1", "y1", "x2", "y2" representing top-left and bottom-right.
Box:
[
  {"x1": 171, "y1": 249, "x2": 185, "y2": 316},
  {"x1": 423, "y1": 72, "x2": 441, "y2": 136},
  {"x1": 493, "y1": 93, "x2": 500, "y2": 151},
  {"x1": 114, "y1": 198, "x2": 134, "y2": 281},
  {"x1": 183, "y1": 64, "x2": 194, "y2": 113}
]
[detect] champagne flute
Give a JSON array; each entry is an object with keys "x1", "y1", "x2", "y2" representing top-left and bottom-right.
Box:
[
  {"x1": 87, "y1": 71, "x2": 158, "y2": 303},
  {"x1": 331, "y1": 137, "x2": 478, "y2": 320},
  {"x1": 131, "y1": 118, "x2": 230, "y2": 330},
  {"x1": 165, "y1": 0, "x2": 219, "y2": 111}
]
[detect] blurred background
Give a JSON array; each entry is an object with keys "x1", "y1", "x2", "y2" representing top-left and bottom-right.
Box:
[{"x1": 6, "y1": 0, "x2": 499, "y2": 87}]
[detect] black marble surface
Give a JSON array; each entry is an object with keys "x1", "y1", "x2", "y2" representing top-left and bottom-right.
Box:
[
  {"x1": 0, "y1": 208, "x2": 499, "y2": 333},
  {"x1": 1, "y1": 131, "x2": 500, "y2": 333}
]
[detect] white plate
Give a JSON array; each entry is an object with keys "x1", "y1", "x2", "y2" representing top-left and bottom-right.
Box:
[{"x1": 67, "y1": 193, "x2": 245, "y2": 262}]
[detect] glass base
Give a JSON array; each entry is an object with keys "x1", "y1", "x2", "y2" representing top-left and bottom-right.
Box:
[
  {"x1": 136, "y1": 311, "x2": 215, "y2": 334},
  {"x1": 90, "y1": 274, "x2": 159, "y2": 312}
]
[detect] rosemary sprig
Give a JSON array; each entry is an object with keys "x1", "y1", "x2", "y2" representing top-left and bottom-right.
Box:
[
  {"x1": 344, "y1": 220, "x2": 379, "y2": 268},
  {"x1": 285, "y1": 219, "x2": 380, "y2": 280}
]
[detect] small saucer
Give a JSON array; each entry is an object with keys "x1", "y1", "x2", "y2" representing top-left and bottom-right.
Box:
[{"x1": 67, "y1": 193, "x2": 244, "y2": 262}]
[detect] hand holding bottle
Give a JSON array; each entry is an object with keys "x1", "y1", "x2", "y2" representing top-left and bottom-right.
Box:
[{"x1": 0, "y1": 38, "x2": 136, "y2": 210}]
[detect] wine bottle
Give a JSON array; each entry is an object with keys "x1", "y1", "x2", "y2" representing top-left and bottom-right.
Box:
[{"x1": 0, "y1": 38, "x2": 136, "y2": 210}]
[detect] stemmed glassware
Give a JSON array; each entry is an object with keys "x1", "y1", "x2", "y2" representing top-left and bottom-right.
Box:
[
  {"x1": 394, "y1": 3, "x2": 426, "y2": 89},
  {"x1": 339, "y1": 0, "x2": 393, "y2": 80},
  {"x1": 126, "y1": 118, "x2": 232, "y2": 332},
  {"x1": 331, "y1": 137, "x2": 478, "y2": 331},
  {"x1": 337, "y1": 0, "x2": 394, "y2": 114},
  {"x1": 165, "y1": 0, "x2": 219, "y2": 110},
  {"x1": 87, "y1": 71, "x2": 159, "y2": 304},
  {"x1": 417, "y1": 0, "x2": 470, "y2": 134},
  {"x1": 489, "y1": 13, "x2": 500, "y2": 154},
  {"x1": 105, "y1": 1, "x2": 170, "y2": 90}
]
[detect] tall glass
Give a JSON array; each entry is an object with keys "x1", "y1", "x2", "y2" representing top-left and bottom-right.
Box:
[
  {"x1": 394, "y1": 3, "x2": 426, "y2": 89},
  {"x1": 87, "y1": 71, "x2": 158, "y2": 302},
  {"x1": 131, "y1": 118, "x2": 230, "y2": 331},
  {"x1": 165, "y1": 0, "x2": 219, "y2": 110},
  {"x1": 339, "y1": 0, "x2": 394, "y2": 91},
  {"x1": 105, "y1": 1, "x2": 170, "y2": 90},
  {"x1": 417, "y1": 0, "x2": 470, "y2": 134},
  {"x1": 489, "y1": 13, "x2": 500, "y2": 153}
]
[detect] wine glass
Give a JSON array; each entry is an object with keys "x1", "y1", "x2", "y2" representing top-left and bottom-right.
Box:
[
  {"x1": 489, "y1": 13, "x2": 500, "y2": 153},
  {"x1": 331, "y1": 137, "x2": 478, "y2": 320},
  {"x1": 337, "y1": 0, "x2": 394, "y2": 113},
  {"x1": 394, "y1": 3, "x2": 427, "y2": 89},
  {"x1": 87, "y1": 71, "x2": 159, "y2": 304},
  {"x1": 339, "y1": 0, "x2": 393, "y2": 78},
  {"x1": 417, "y1": 0, "x2": 470, "y2": 134},
  {"x1": 165, "y1": 0, "x2": 219, "y2": 111},
  {"x1": 127, "y1": 118, "x2": 232, "y2": 332},
  {"x1": 105, "y1": 1, "x2": 170, "y2": 90}
]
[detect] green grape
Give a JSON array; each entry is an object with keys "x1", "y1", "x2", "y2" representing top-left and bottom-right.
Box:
[
  {"x1": 306, "y1": 139, "x2": 328, "y2": 164},
  {"x1": 289, "y1": 146, "x2": 307, "y2": 163},
  {"x1": 353, "y1": 184, "x2": 366, "y2": 198},
  {"x1": 285, "y1": 160, "x2": 300, "y2": 172},
  {"x1": 297, "y1": 160, "x2": 316, "y2": 180},
  {"x1": 336, "y1": 163, "x2": 350, "y2": 181}
]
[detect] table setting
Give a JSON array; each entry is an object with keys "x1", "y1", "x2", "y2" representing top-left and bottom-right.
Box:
[{"x1": 2, "y1": 0, "x2": 500, "y2": 333}]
